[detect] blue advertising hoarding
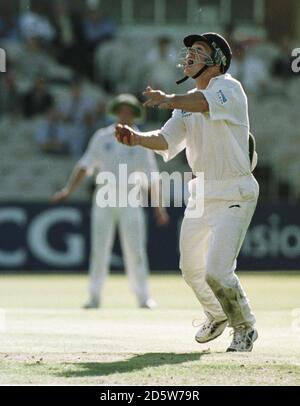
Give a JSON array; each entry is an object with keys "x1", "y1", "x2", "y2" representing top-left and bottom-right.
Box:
[{"x1": 0, "y1": 203, "x2": 299, "y2": 271}]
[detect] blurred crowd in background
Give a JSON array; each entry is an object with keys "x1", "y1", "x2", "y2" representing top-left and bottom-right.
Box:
[{"x1": 0, "y1": 0, "x2": 299, "y2": 202}]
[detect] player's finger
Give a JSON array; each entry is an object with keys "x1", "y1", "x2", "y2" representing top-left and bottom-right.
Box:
[
  {"x1": 115, "y1": 124, "x2": 123, "y2": 134},
  {"x1": 129, "y1": 133, "x2": 136, "y2": 146},
  {"x1": 143, "y1": 99, "x2": 157, "y2": 107},
  {"x1": 115, "y1": 126, "x2": 124, "y2": 141},
  {"x1": 123, "y1": 136, "x2": 130, "y2": 145},
  {"x1": 143, "y1": 87, "x2": 155, "y2": 97},
  {"x1": 144, "y1": 91, "x2": 159, "y2": 98},
  {"x1": 116, "y1": 132, "x2": 125, "y2": 144}
]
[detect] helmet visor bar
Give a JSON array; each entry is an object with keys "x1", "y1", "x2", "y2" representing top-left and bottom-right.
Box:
[{"x1": 176, "y1": 47, "x2": 215, "y2": 70}]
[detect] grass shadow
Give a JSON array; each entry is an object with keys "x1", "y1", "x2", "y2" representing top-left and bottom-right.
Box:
[{"x1": 53, "y1": 352, "x2": 207, "y2": 378}]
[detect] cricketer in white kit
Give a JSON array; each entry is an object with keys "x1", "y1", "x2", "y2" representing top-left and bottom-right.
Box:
[
  {"x1": 53, "y1": 94, "x2": 169, "y2": 309},
  {"x1": 115, "y1": 33, "x2": 259, "y2": 352}
]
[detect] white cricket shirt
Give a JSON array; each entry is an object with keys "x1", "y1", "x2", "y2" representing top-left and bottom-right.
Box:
[{"x1": 158, "y1": 73, "x2": 252, "y2": 181}]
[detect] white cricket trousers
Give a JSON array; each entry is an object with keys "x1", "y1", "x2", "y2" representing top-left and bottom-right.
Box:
[
  {"x1": 180, "y1": 175, "x2": 259, "y2": 328},
  {"x1": 88, "y1": 203, "x2": 151, "y2": 305}
]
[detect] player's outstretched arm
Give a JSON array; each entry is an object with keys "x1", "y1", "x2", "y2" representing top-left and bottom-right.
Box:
[
  {"x1": 51, "y1": 166, "x2": 88, "y2": 203},
  {"x1": 143, "y1": 86, "x2": 209, "y2": 113},
  {"x1": 115, "y1": 124, "x2": 168, "y2": 151}
]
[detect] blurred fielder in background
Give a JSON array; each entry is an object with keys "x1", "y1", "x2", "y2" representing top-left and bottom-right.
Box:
[
  {"x1": 53, "y1": 94, "x2": 169, "y2": 309},
  {"x1": 115, "y1": 33, "x2": 259, "y2": 352}
]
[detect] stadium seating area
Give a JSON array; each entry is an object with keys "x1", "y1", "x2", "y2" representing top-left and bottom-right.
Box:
[
  {"x1": 248, "y1": 78, "x2": 300, "y2": 200},
  {"x1": 0, "y1": 115, "x2": 89, "y2": 201},
  {"x1": 0, "y1": 2, "x2": 299, "y2": 203}
]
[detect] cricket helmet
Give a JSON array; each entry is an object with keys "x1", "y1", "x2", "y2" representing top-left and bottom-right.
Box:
[{"x1": 177, "y1": 32, "x2": 232, "y2": 84}]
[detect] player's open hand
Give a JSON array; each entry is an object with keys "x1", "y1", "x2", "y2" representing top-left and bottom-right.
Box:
[
  {"x1": 51, "y1": 188, "x2": 70, "y2": 203},
  {"x1": 143, "y1": 86, "x2": 175, "y2": 109},
  {"x1": 115, "y1": 124, "x2": 139, "y2": 146}
]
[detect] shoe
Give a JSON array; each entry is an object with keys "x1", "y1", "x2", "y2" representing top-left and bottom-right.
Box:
[
  {"x1": 139, "y1": 299, "x2": 157, "y2": 309},
  {"x1": 195, "y1": 318, "x2": 228, "y2": 344},
  {"x1": 82, "y1": 299, "x2": 99, "y2": 309},
  {"x1": 226, "y1": 326, "x2": 258, "y2": 352}
]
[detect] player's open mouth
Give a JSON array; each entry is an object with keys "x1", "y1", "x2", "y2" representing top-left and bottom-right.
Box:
[{"x1": 186, "y1": 59, "x2": 194, "y2": 66}]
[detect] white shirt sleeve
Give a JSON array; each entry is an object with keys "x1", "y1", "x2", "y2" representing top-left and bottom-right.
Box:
[
  {"x1": 200, "y1": 81, "x2": 248, "y2": 126},
  {"x1": 157, "y1": 109, "x2": 187, "y2": 162},
  {"x1": 77, "y1": 132, "x2": 101, "y2": 176}
]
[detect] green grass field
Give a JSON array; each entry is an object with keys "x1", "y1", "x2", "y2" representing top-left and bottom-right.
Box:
[{"x1": 0, "y1": 272, "x2": 300, "y2": 386}]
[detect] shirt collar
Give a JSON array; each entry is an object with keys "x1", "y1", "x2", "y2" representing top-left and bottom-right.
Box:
[
  {"x1": 207, "y1": 73, "x2": 230, "y2": 88},
  {"x1": 189, "y1": 73, "x2": 232, "y2": 94}
]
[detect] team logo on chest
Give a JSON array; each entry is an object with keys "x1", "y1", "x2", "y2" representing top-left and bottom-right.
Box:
[{"x1": 216, "y1": 89, "x2": 228, "y2": 105}]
